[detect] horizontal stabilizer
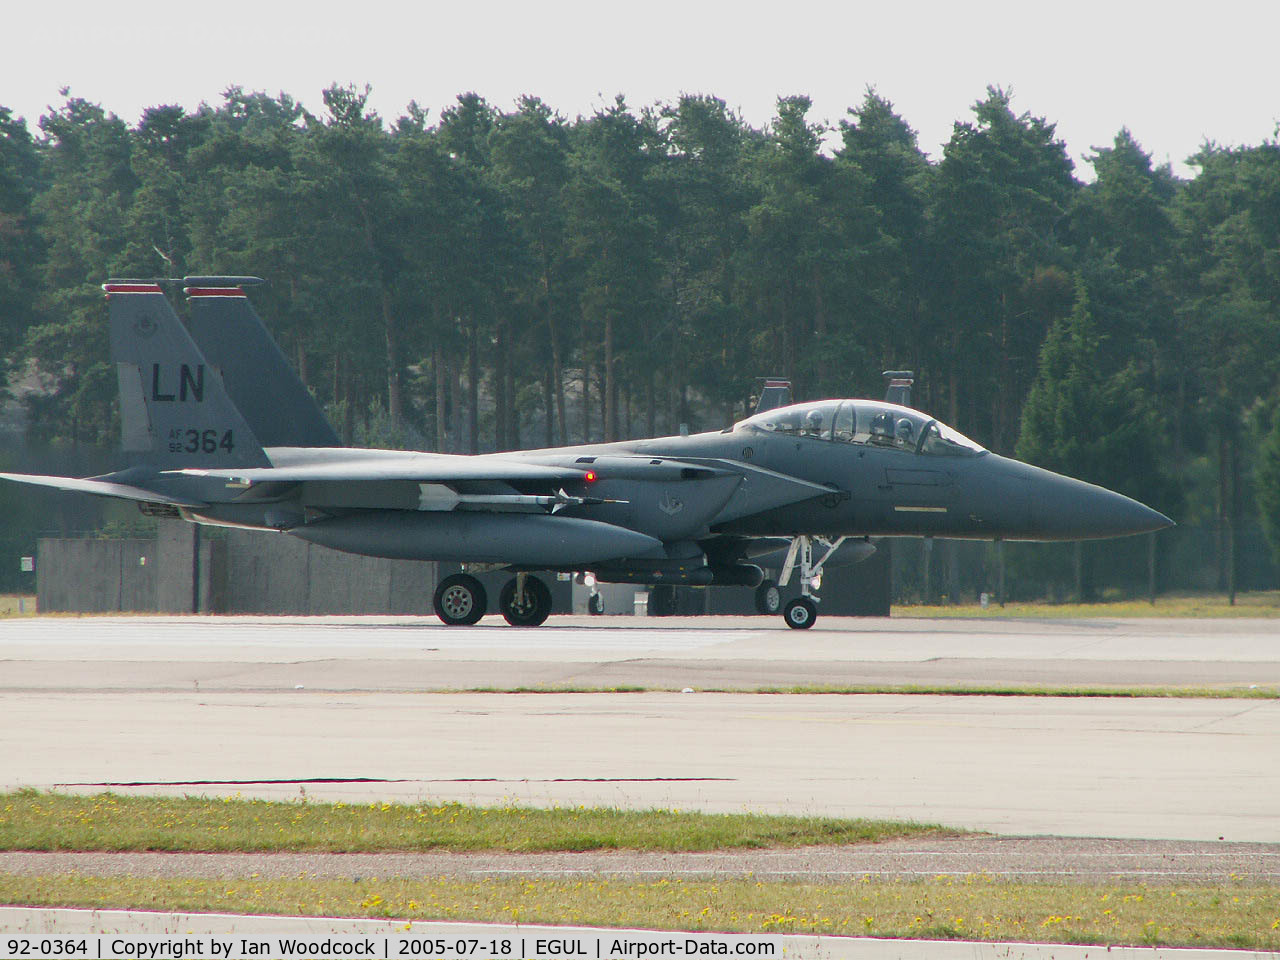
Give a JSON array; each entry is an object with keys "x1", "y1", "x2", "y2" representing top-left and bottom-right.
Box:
[{"x1": 0, "y1": 472, "x2": 206, "y2": 507}]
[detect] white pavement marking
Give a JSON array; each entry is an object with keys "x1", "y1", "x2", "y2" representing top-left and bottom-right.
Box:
[{"x1": 1, "y1": 909, "x2": 1274, "y2": 960}]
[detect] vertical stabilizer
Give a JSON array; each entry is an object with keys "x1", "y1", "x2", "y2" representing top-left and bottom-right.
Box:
[
  {"x1": 183, "y1": 279, "x2": 341, "y2": 448},
  {"x1": 882, "y1": 370, "x2": 914, "y2": 408},
  {"x1": 104, "y1": 281, "x2": 268, "y2": 468},
  {"x1": 754, "y1": 379, "x2": 793, "y2": 415}
]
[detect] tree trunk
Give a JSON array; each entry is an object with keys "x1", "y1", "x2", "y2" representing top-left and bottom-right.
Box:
[
  {"x1": 433, "y1": 344, "x2": 447, "y2": 453},
  {"x1": 341, "y1": 357, "x2": 354, "y2": 446},
  {"x1": 1217, "y1": 433, "x2": 1229, "y2": 592},
  {"x1": 506, "y1": 347, "x2": 518, "y2": 450},
  {"x1": 383, "y1": 289, "x2": 400, "y2": 424},
  {"x1": 467, "y1": 315, "x2": 479, "y2": 455},
  {"x1": 582, "y1": 361, "x2": 592, "y2": 444},
  {"x1": 494, "y1": 315, "x2": 509, "y2": 452},
  {"x1": 604, "y1": 306, "x2": 617, "y2": 442},
  {"x1": 543, "y1": 367, "x2": 554, "y2": 448},
  {"x1": 1229, "y1": 432, "x2": 1239, "y2": 605},
  {"x1": 1148, "y1": 533, "x2": 1157, "y2": 605},
  {"x1": 542, "y1": 267, "x2": 567, "y2": 447},
  {"x1": 646, "y1": 371, "x2": 656, "y2": 439},
  {"x1": 949, "y1": 366, "x2": 959, "y2": 430},
  {"x1": 332, "y1": 355, "x2": 340, "y2": 427}
]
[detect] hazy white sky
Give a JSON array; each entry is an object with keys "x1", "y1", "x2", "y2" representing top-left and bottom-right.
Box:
[{"x1": 4, "y1": 0, "x2": 1277, "y2": 179}]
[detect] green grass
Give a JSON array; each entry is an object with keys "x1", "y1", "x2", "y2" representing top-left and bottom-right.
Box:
[
  {"x1": 1, "y1": 875, "x2": 1277, "y2": 950},
  {"x1": 0, "y1": 791, "x2": 953, "y2": 853},
  {"x1": 898, "y1": 591, "x2": 1280, "y2": 618}
]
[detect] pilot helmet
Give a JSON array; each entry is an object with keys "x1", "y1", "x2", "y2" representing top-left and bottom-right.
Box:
[
  {"x1": 895, "y1": 418, "x2": 915, "y2": 444},
  {"x1": 804, "y1": 409, "x2": 824, "y2": 432}
]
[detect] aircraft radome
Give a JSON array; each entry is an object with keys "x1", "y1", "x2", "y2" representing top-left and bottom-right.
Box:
[{"x1": 1, "y1": 279, "x2": 1172, "y2": 629}]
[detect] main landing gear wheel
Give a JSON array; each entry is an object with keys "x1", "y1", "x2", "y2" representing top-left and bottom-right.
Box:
[
  {"x1": 433, "y1": 573, "x2": 487, "y2": 626},
  {"x1": 499, "y1": 575, "x2": 553, "y2": 627},
  {"x1": 783, "y1": 596, "x2": 818, "y2": 630},
  {"x1": 754, "y1": 579, "x2": 782, "y2": 615},
  {"x1": 649, "y1": 584, "x2": 678, "y2": 616}
]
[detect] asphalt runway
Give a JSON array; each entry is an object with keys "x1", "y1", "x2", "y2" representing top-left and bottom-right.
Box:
[{"x1": 2, "y1": 614, "x2": 1279, "y2": 842}]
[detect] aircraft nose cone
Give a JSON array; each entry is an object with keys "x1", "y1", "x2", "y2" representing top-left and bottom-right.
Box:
[{"x1": 1019, "y1": 463, "x2": 1173, "y2": 540}]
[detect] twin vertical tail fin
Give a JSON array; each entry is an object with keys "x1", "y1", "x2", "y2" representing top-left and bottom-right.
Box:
[
  {"x1": 104, "y1": 281, "x2": 269, "y2": 469},
  {"x1": 183, "y1": 279, "x2": 341, "y2": 448}
]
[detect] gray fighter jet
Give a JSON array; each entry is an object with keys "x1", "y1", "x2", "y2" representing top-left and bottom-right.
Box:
[{"x1": 1, "y1": 279, "x2": 1172, "y2": 629}]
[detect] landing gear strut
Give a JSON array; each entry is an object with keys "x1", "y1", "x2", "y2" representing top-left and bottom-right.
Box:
[
  {"x1": 499, "y1": 573, "x2": 552, "y2": 627},
  {"x1": 776, "y1": 535, "x2": 847, "y2": 629},
  {"x1": 433, "y1": 573, "x2": 487, "y2": 625}
]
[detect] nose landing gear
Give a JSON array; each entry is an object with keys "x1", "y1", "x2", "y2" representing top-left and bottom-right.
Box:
[{"x1": 776, "y1": 535, "x2": 846, "y2": 629}]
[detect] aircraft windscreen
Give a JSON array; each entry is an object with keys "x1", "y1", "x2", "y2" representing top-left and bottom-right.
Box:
[{"x1": 737, "y1": 401, "x2": 985, "y2": 457}]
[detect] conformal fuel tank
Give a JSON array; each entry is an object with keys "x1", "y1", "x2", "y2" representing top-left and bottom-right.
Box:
[{"x1": 290, "y1": 511, "x2": 666, "y2": 565}]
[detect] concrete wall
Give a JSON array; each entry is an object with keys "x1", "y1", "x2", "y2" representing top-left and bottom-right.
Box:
[
  {"x1": 37, "y1": 521, "x2": 886, "y2": 617},
  {"x1": 203, "y1": 527, "x2": 440, "y2": 615},
  {"x1": 37, "y1": 537, "x2": 155, "y2": 613}
]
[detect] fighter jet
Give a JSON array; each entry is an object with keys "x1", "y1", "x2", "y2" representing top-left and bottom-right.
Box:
[{"x1": 1, "y1": 279, "x2": 1172, "y2": 629}]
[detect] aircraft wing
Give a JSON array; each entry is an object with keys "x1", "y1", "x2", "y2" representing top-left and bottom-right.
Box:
[
  {"x1": 0, "y1": 473, "x2": 207, "y2": 507},
  {"x1": 171, "y1": 456, "x2": 589, "y2": 486}
]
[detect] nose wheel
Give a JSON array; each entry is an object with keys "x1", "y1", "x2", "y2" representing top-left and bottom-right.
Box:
[
  {"x1": 499, "y1": 573, "x2": 553, "y2": 627},
  {"x1": 433, "y1": 573, "x2": 488, "y2": 625},
  {"x1": 784, "y1": 596, "x2": 817, "y2": 629}
]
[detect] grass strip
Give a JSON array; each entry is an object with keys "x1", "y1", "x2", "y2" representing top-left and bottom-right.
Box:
[
  {"x1": 1, "y1": 875, "x2": 1277, "y2": 950},
  {"x1": 0, "y1": 791, "x2": 952, "y2": 853}
]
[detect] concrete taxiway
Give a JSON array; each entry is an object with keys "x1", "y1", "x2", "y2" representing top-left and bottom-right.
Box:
[
  {"x1": 3, "y1": 613, "x2": 1280, "y2": 691},
  {"x1": 2, "y1": 615, "x2": 1279, "y2": 841}
]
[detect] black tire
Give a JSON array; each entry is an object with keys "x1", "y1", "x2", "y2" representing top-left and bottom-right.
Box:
[
  {"x1": 783, "y1": 596, "x2": 817, "y2": 630},
  {"x1": 587, "y1": 592, "x2": 604, "y2": 615},
  {"x1": 498, "y1": 575, "x2": 552, "y2": 627},
  {"x1": 754, "y1": 580, "x2": 782, "y2": 615},
  {"x1": 649, "y1": 584, "x2": 677, "y2": 616},
  {"x1": 434, "y1": 574, "x2": 487, "y2": 626}
]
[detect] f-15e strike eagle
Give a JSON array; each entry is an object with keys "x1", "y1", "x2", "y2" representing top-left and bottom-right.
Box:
[{"x1": 1, "y1": 279, "x2": 1172, "y2": 628}]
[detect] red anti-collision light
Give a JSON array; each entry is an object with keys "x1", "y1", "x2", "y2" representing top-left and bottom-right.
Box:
[{"x1": 584, "y1": 471, "x2": 597, "y2": 483}]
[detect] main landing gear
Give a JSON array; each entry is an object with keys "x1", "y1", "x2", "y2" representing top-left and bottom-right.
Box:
[
  {"x1": 754, "y1": 580, "x2": 782, "y2": 615},
  {"x1": 432, "y1": 572, "x2": 552, "y2": 627},
  {"x1": 499, "y1": 573, "x2": 552, "y2": 627},
  {"x1": 775, "y1": 535, "x2": 847, "y2": 630},
  {"x1": 433, "y1": 574, "x2": 487, "y2": 625}
]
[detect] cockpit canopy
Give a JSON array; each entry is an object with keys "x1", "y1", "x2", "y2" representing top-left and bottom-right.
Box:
[{"x1": 735, "y1": 400, "x2": 986, "y2": 458}]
